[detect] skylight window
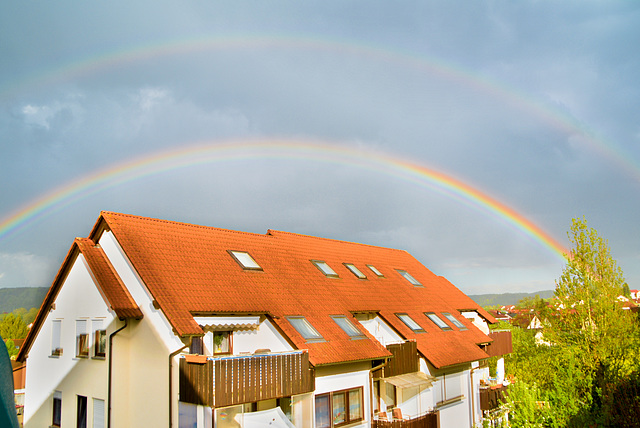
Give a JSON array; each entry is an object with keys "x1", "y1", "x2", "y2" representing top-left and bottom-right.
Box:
[
  {"x1": 228, "y1": 251, "x2": 262, "y2": 270},
  {"x1": 396, "y1": 313, "x2": 425, "y2": 333},
  {"x1": 366, "y1": 264, "x2": 384, "y2": 277},
  {"x1": 396, "y1": 269, "x2": 422, "y2": 286},
  {"x1": 286, "y1": 316, "x2": 324, "y2": 342},
  {"x1": 311, "y1": 260, "x2": 339, "y2": 278},
  {"x1": 331, "y1": 315, "x2": 365, "y2": 339},
  {"x1": 344, "y1": 263, "x2": 367, "y2": 279},
  {"x1": 442, "y1": 312, "x2": 467, "y2": 330},
  {"x1": 425, "y1": 312, "x2": 452, "y2": 330}
]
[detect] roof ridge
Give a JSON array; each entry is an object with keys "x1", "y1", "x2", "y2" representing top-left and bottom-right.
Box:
[
  {"x1": 267, "y1": 229, "x2": 408, "y2": 252},
  {"x1": 101, "y1": 211, "x2": 274, "y2": 239}
]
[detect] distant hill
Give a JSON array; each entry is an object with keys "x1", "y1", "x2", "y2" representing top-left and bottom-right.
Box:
[
  {"x1": 468, "y1": 290, "x2": 554, "y2": 307},
  {"x1": 0, "y1": 287, "x2": 48, "y2": 313}
]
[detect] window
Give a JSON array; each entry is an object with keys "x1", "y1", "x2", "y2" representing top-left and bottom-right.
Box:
[
  {"x1": 331, "y1": 315, "x2": 365, "y2": 339},
  {"x1": 425, "y1": 312, "x2": 452, "y2": 330},
  {"x1": 311, "y1": 260, "x2": 339, "y2": 278},
  {"x1": 77, "y1": 395, "x2": 87, "y2": 428},
  {"x1": 52, "y1": 391, "x2": 62, "y2": 427},
  {"x1": 190, "y1": 336, "x2": 204, "y2": 355},
  {"x1": 228, "y1": 250, "x2": 262, "y2": 270},
  {"x1": 396, "y1": 313, "x2": 425, "y2": 333},
  {"x1": 213, "y1": 331, "x2": 231, "y2": 354},
  {"x1": 51, "y1": 320, "x2": 63, "y2": 357},
  {"x1": 343, "y1": 263, "x2": 366, "y2": 279},
  {"x1": 396, "y1": 269, "x2": 422, "y2": 286},
  {"x1": 286, "y1": 316, "x2": 324, "y2": 342},
  {"x1": 93, "y1": 398, "x2": 105, "y2": 428},
  {"x1": 76, "y1": 320, "x2": 89, "y2": 357},
  {"x1": 367, "y1": 264, "x2": 384, "y2": 277},
  {"x1": 442, "y1": 312, "x2": 467, "y2": 330},
  {"x1": 315, "y1": 387, "x2": 363, "y2": 428},
  {"x1": 93, "y1": 319, "x2": 106, "y2": 358}
]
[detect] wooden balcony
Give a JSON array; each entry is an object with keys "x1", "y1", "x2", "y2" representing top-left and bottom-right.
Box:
[
  {"x1": 373, "y1": 411, "x2": 440, "y2": 428},
  {"x1": 484, "y1": 331, "x2": 512, "y2": 358},
  {"x1": 373, "y1": 341, "x2": 419, "y2": 378},
  {"x1": 480, "y1": 384, "x2": 508, "y2": 412},
  {"x1": 179, "y1": 351, "x2": 315, "y2": 408}
]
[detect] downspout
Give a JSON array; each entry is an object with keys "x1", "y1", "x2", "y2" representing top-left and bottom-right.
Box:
[
  {"x1": 108, "y1": 319, "x2": 128, "y2": 428},
  {"x1": 369, "y1": 360, "x2": 389, "y2": 423},
  {"x1": 169, "y1": 343, "x2": 189, "y2": 428}
]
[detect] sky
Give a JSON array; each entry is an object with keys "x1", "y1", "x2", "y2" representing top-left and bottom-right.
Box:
[{"x1": 1, "y1": 1, "x2": 639, "y2": 296}]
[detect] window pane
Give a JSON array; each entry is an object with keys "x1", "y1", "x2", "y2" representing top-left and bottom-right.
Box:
[
  {"x1": 396, "y1": 314, "x2": 425, "y2": 332},
  {"x1": 344, "y1": 263, "x2": 366, "y2": 279},
  {"x1": 315, "y1": 395, "x2": 331, "y2": 428},
  {"x1": 52, "y1": 391, "x2": 62, "y2": 427},
  {"x1": 348, "y1": 389, "x2": 363, "y2": 421},
  {"x1": 311, "y1": 260, "x2": 338, "y2": 277},
  {"x1": 287, "y1": 317, "x2": 323, "y2": 341},
  {"x1": 331, "y1": 316, "x2": 365, "y2": 338},
  {"x1": 396, "y1": 269, "x2": 422, "y2": 286},
  {"x1": 76, "y1": 320, "x2": 89, "y2": 357},
  {"x1": 229, "y1": 251, "x2": 261, "y2": 270},
  {"x1": 332, "y1": 392, "x2": 346, "y2": 425},
  {"x1": 367, "y1": 264, "x2": 384, "y2": 277},
  {"x1": 426, "y1": 313, "x2": 451, "y2": 330},
  {"x1": 442, "y1": 312, "x2": 466, "y2": 329},
  {"x1": 93, "y1": 320, "x2": 106, "y2": 357},
  {"x1": 213, "y1": 331, "x2": 230, "y2": 354},
  {"x1": 52, "y1": 320, "x2": 62, "y2": 356},
  {"x1": 77, "y1": 395, "x2": 87, "y2": 428}
]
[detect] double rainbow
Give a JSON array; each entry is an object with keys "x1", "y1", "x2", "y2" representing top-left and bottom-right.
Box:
[{"x1": 0, "y1": 139, "x2": 567, "y2": 261}]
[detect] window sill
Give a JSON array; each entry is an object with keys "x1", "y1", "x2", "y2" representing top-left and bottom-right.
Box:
[{"x1": 92, "y1": 356, "x2": 106, "y2": 360}]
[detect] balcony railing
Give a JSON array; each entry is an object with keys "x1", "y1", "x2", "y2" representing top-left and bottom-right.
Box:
[
  {"x1": 484, "y1": 331, "x2": 512, "y2": 357},
  {"x1": 480, "y1": 384, "x2": 509, "y2": 412},
  {"x1": 373, "y1": 411, "x2": 440, "y2": 428},
  {"x1": 179, "y1": 350, "x2": 315, "y2": 408},
  {"x1": 373, "y1": 341, "x2": 419, "y2": 378}
]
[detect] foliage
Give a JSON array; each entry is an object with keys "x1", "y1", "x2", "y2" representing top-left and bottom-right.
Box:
[
  {"x1": 503, "y1": 218, "x2": 640, "y2": 427},
  {"x1": 3, "y1": 339, "x2": 18, "y2": 359},
  {"x1": 0, "y1": 313, "x2": 28, "y2": 340}
]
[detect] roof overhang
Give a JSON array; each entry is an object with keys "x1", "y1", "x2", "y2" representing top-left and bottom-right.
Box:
[
  {"x1": 384, "y1": 371, "x2": 436, "y2": 389},
  {"x1": 193, "y1": 316, "x2": 261, "y2": 331}
]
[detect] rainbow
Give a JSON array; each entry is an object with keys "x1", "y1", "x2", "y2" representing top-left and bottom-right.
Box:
[
  {"x1": 3, "y1": 34, "x2": 639, "y2": 181},
  {"x1": 0, "y1": 139, "x2": 568, "y2": 261}
]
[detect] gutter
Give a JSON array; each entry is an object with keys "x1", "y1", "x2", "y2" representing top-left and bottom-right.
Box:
[
  {"x1": 108, "y1": 319, "x2": 128, "y2": 428},
  {"x1": 169, "y1": 343, "x2": 188, "y2": 428}
]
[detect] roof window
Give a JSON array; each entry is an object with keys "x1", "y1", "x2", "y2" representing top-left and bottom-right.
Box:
[
  {"x1": 286, "y1": 316, "x2": 324, "y2": 342},
  {"x1": 331, "y1": 315, "x2": 366, "y2": 339},
  {"x1": 311, "y1": 260, "x2": 339, "y2": 278},
  {"x1": 396, "y1": 269, "x2": 422, "y2": 286},
  {"x1": 344, "y1": 263, "x2": 367, "y2": 279},
  {"x1": 442, "y1": 312, "x2": 467, "y2": 330},
  {"x1": 396, "y1": 313, "x2": 425, "y2": 333},
  {"x1": 228, "y1": 251, "x2": 262, "y2": 270},
  {"x1": 366, "y1": 264, "x2": 384, "y2": 277},
  {"x1": 425, "y1": 312, "x2": 452, "y2": 330}
]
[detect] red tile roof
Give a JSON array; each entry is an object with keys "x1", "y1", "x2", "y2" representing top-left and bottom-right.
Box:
[{"x1": 89, "y1": 211, "x2": 493, "y2": 368}]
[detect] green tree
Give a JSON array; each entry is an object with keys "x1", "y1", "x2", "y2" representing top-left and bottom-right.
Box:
[
  {"x1": 3, "y1": 339, "x2": 18, "y2": 359},
  {"x1": 504, "y1": 218, "x2": 640, "y2": 427},
  {"x1": 0, "y1": 313, "x2": 28, "y2": 340}
]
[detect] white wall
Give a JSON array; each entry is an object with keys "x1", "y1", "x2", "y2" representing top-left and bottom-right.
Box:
[
  {"x1": 232, "y1": 319, "x2": 294, "y2": 354},
  {"x1": 23, "y1": 254, "x2": 116, "y2": 428},
  {"x1": 355, "y1": 314, "x2": 404, "y2": 346}
]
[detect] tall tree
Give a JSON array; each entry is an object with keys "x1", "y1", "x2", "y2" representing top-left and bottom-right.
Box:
[
  {"x1": 547, "y1": 217, "x2": 640, "y2": 372},
  {"x1": 0, "y1": 313, "x2": 28, "y2": 340}
]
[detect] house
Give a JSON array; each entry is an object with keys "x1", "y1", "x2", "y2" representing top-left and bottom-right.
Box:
[{"x1": 17, "y1": 211, "x2": 511, "y2": 428}]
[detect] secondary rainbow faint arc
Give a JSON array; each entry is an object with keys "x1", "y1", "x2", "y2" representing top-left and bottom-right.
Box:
[
  {"x1": 3, "y1": 34, "x2": 639, "y2": 182},
  {"x1": 0, "y1": 140, "x2": 567, "y2": 261}
]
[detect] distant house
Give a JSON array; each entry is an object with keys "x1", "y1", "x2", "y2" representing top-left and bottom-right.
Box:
[{"x1": 18, "y1": 211, "x2": 510, "y2": 428}]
